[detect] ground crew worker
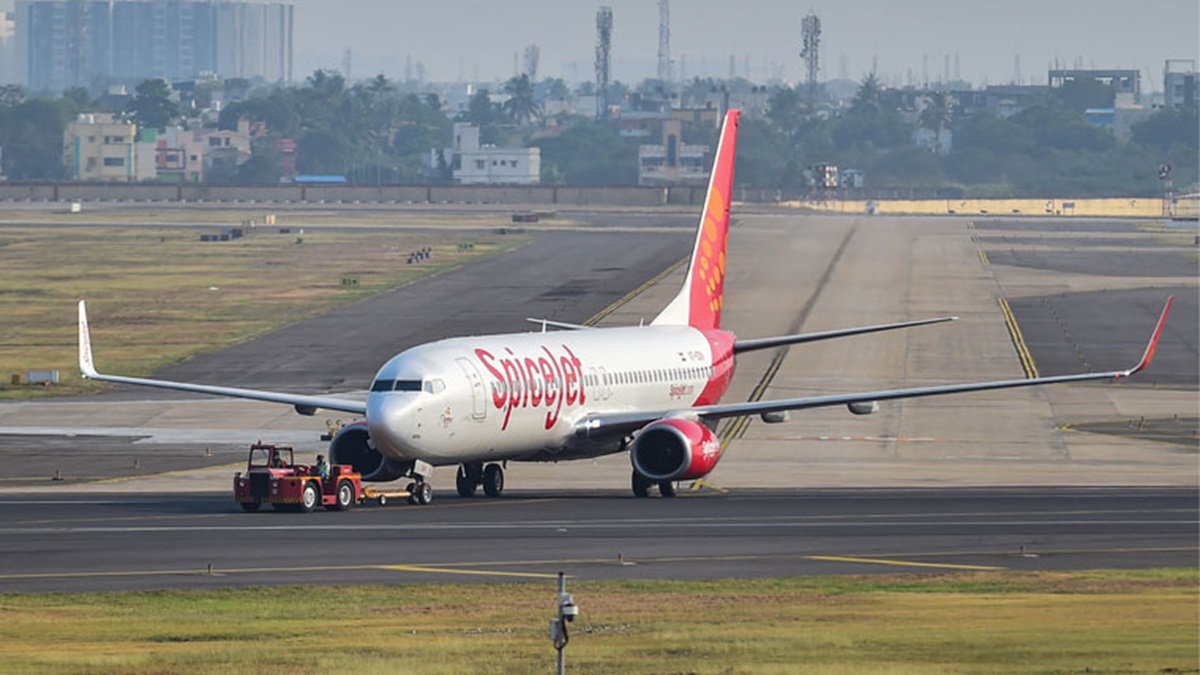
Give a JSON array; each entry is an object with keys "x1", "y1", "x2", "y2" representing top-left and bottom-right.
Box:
[{"x1": 315, "y1": 455, "x2": 330, "y2": 481}]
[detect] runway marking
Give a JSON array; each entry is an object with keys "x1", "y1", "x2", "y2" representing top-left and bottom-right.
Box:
[
  {"x1": 377, "y1": 565, "x2": 561, "y2": 579},
  {"x1": 718, "y1": 225, "x2": 859, "y2": 452},
  {"x1": 807, "y1": 555, "x2": 1005, "y2": 571},
  {"x1": 2, "y1": 546, "x2": 1195, "y2": 584},
  {"x1": 998, "y1": 297, "x2": 1040, "y2": 378}
]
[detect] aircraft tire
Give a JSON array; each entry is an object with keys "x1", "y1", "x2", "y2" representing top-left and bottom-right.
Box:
[
  {"x1": 482, "y1": 463, "x2": 504, "y2": 498},
  {"x1": 456, "y1": 465, "x2": 478, "y2": 497},
  {"x1": 240, "y1": 500, "x2": 261, "y2": 513},
  {"x1": 632, "y1": 470, "x2": 652, "y2": 498},
  {"x1": 658, "y1": 480, "x2": 677, "y2": 498},
  {"x1": 415, "y1": 481, "x2": 433, "y2": 505}
]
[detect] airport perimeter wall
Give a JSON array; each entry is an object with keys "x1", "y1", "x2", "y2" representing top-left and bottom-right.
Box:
[
  {"x1": 3, "y1": 182, "x2": 1192, "y2": 219},
  {"x1": 789, "y1": 197, "x2": 1181, "y2": 219},
  {"x1": 0, "y1": 183, "x2": 708, "y2": 207}
]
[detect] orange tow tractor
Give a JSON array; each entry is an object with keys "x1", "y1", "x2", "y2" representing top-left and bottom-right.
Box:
[{"x1": 234, "y1": 442, "x2": 362, "y2": 513}]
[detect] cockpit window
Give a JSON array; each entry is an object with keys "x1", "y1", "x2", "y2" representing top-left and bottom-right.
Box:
[
  {"x1": 423, "y1": 379, "x2": 446, "y2": 394},
  {"x1": 371, "y1": 379, "x2": 422, "y2": 392}
]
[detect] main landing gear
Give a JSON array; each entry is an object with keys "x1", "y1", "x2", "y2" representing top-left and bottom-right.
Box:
[
  {"x1": 456, "y1": 461, "x2": 505, "y2": 498},
  {"x1": 632, "y1": 470, "x2": 677, "y2": 498}
]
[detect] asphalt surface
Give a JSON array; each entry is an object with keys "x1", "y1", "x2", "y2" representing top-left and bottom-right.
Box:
[
  {"x1": 118, "y1": 228, "x2": 693, "y2": 395},
  {"x1": 1007, "y1": 286, "x2": 1198, "y2": 386},
  {"x1": 2, "y1": 213, "x2": 1196, "y2": 594},
  {"x1": 0, "y1": 487, "x2": 1194, "y2": 593}
]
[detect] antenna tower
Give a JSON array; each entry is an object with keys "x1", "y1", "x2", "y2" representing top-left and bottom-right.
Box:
[
  {"x1": 800, "y1": 11, "x2": 821, "y2": 105},
  {"x1": 595, "y1": 6, "x2": 613, "y2": 120},
  {"x1": 524, "y1": 45, "x2": 540, "y2": 80},
  {"x1": 657, "y1": 0, "x2": 671, "y2": 84}
]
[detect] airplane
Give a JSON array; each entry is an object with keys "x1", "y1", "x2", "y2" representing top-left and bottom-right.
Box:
[{"x1": 77, "y1": 109, "x2": 1173, "y2": 502}]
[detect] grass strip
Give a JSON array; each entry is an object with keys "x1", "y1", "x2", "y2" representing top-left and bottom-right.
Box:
[
  {"x1": 0, "y1": 224, "x2": 525, "y2": 399},
  {"x1": 0, "y1": 569, "x2": 1195, "y2": 673}
]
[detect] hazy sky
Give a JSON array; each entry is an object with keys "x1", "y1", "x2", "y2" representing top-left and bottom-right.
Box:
[
  {"x1": 2, "y1": 0, "x2": 1196, "y2": 90},
  {"x1": 286, "y1": 0, "x2": 1198, "y2": 90}
]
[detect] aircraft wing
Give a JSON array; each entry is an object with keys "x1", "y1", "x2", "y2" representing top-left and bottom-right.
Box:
[
  {"x1": 577, "y1": 296, "x2": 1172, "y2": 440},
  {"x1": 78, "y1": 301, "x2": 367, "y2": 416},
  {"x1": 734, "y1": 316, "x2": 957, "y2": 354}
]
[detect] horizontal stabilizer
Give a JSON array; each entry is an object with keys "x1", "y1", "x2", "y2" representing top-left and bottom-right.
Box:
[{"x1": 524, "y1": 318, "x2": 594, "y2": 331}]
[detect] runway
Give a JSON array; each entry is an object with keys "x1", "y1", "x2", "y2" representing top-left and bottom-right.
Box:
[
  {"x1": 0, "y1": 211, "x2": 1196, "y2": 595},
  {"x1": 0, "y1": 487, "x2": 1194, "y2": 593}
]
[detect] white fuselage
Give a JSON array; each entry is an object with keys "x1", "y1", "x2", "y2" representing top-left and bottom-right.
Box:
[{"x1": 364, "y1": 325, "x2": 732, "y2": 465}]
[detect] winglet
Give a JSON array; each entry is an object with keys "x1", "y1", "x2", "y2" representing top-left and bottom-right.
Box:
[
  {"x1": 78, "y1": 300, "x2": 98, "y2": 379},
  {"x1": 1121, "y1": 295, "x2": 1172, "y2": 377}
]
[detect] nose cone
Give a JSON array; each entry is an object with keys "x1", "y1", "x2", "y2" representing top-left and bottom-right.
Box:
[{"x1": 366, "y1": 392, "x2": 416, "y2": 459}]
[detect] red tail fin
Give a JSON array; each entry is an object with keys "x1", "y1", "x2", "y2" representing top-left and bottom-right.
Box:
[{"x1": 653, "y1": 109, "x2": 740, "y2": 330}]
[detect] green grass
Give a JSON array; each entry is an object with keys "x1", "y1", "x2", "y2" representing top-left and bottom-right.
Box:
[
  {"x1": 0, "y1": 224, "x2": 526, "y2": 399},
  {"x1": 0, "y1": 570, "x2": 1195, "y2": 673}
]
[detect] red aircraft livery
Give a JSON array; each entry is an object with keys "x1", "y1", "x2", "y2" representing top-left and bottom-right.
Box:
[{"x1": 475, "y1": 345, "x2": 586, "y2": 430}]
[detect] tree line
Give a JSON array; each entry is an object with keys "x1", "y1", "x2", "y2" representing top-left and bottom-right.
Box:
[{"x1": 0, "y1": 72, "x2": 1195, "y2": 197}]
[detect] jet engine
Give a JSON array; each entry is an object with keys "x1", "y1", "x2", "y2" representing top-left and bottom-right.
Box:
[
  {"x1": 630, "y1": 418, "x2": 722, "y2": 482},
  {"x1": 328, "y1": 420, "x2": 408, "y2": 482}
]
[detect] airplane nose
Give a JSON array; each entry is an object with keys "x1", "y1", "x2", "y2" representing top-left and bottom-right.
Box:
[{"x1": 366, "y1": 392, "x2": 414, "y2": 457}]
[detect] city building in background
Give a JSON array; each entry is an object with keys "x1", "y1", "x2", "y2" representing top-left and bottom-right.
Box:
[
  {"x1": 0, "y1": 12, "x2": 16, "y2": 85},
  {"x1": 63, "y1": 113, "x2": 154, "y2": 181},
  {"x1": 436, "y1": 122, "x2": 540, "y2": 185},
  {"x1": 14, "y1": 1, "x2": 292, "y2": 94},
  {"x1": 1164, "y1": 59, "x2": 1197, "y2": 109}
]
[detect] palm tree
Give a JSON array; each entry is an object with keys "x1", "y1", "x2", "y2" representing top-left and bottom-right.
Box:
[
  {"x1": 502, "y1": 74, "x2": 541, "y2": 127},
  {"x1": 918, "y1": 92, "x2": 955, "y2": 134}
]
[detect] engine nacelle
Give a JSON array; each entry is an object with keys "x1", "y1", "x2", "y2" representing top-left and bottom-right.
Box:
[
  {"x1": 847, "y1": 400, "x2": 879, "y2": 415},
  {"x1": 328, "y1": 420, "x2": 408, "y2": 482},
  {"x1": 630, "y1": 418, "x2": 722, "y2": 482}
]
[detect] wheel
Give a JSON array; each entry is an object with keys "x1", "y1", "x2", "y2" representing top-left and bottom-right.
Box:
[
  {"x1": 240, "y1": 500, "x2": 262, "y2": 512},
  {"x1": 405, "y1": 482, "x2": 418, "y2": 504},
  {"x1": 632, "y1": 470, "x2": 652, "y2": 498},
  {"x1": 299, "y1": 481, "x2": 319, "y2": 513},
  {"x1": 456, "y1": 465, "x2": 478, "y2": 497},
  {"x1": 482, "y1": 463, "x2": 505, "y2": 498},
  {"x1": 658, "y1": 480, "x2": 677, "y2": 498},
  {"x1": 415, "y1": 481, "x2": 433, "y2": 505},
  {"x1": 377, "y1": 494, "x2": 388, "y2": 507},
  {"x1": 331, "y1": 480, "x2": 355, "y2": 511}
]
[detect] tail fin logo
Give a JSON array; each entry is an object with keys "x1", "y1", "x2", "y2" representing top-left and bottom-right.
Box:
[{"x1": 694, "y1": 183, "x2": 728, "y2": 321}]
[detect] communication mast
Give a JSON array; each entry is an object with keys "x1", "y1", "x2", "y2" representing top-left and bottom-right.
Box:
[
  {"x1": 595, "y1": 6, "x2": 613, "y2": 120},
  {"x1": 657, "y1": 0, "x2": 671, "y2": 84},
  {"x1": 524, "y1": 45, "x2": 540, "y2": 80},
  {"x1": 800, "y1": 11, "x2": 821, "y2": 105}
]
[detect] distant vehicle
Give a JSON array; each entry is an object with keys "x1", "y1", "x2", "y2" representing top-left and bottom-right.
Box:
[{"x1": 80, "y1": 110, "x2": 1173, "y2": 503}]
